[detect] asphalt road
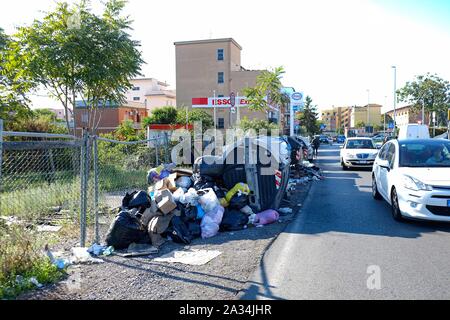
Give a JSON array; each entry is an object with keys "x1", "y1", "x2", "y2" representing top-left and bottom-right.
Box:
[{"x1": 242, "y1": 144, "x2": 450, "y2": 300}]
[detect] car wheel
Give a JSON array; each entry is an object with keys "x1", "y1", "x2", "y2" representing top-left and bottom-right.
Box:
[
  {"x1": 391, "y1": 188, "x2": 404, "y2": 221},
  {"x1": 372, "y1": 175, "x2": 382, "y2": 200},
  {"x1": 341, "y1": 159, "x2": 348, "y2": 170}
]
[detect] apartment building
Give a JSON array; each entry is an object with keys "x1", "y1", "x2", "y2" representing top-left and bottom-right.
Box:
[
  {"x1": 73, "y1": 100, "x2": 148, "y2": 135},
  {"x1": 126, "y1": 78, "x2": 176, "y2": 112},
  {"x1": 350, "y1": 104, "x2": 382, "y2": 128},
  {"x1": 385, "y1": 105, "x2": 428, "y2": 127},
  {"x1": 320, "y1": 104, "x2": 382, "y2": 132},
  {"x1": 174, "y1": 38, "x2": 266, "y2": 129}
]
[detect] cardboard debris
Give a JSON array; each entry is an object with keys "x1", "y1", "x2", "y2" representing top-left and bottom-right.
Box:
[{"x1": 153, "y1": 249, "x2": 222, "y2": 266}]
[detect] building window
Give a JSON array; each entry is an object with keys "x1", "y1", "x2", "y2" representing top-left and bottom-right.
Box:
[
  {"x1": 218, "y1": 72, "x2": 224, "y2": 84},
  {"x1": 133, "y1": 97, "x2": 140, "y2": 101},
  {"x1": 218, "y1": 95, "x2": 224, "y2": 98},
  {"x1": 133, "y1": 87, "x2": 140, "y2": 91},
  {"x1": 217, "y1": 49, "x2": 224, "y2": 61},
  {"x1": 218, "y1": 118, "x2": 225, "y2": 129}
]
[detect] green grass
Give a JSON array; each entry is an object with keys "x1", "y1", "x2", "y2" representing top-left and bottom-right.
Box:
[{"x1": 0, "y1": 225, "x2": 65, "y2": 299}]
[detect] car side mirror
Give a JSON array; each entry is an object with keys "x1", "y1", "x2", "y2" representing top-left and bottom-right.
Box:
[{"x1": 379, "y1": 159, "x2": 390, "y2": 171}]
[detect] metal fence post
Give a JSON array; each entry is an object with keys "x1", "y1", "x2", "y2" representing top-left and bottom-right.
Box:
[
  {"x1": 93, "y1": 135, "x2": 99, "y2": 244},
  {"x1": 164, "y1": 132, "x2": 169, "y2": 163},
  {"x1": 80, "y1": 129, "x2": 87, "y2": 247},
  {"x1": 155, "y1": 135, "x2": 160, "y2": 166},
  {"x1": 0, "y1": 119, "x2": 3, "y2": 195}
]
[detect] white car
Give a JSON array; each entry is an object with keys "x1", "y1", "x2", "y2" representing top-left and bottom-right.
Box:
[
  {"x1": 340, "y1": 138, "x2": 379, "y2": 170},
  {"x1": 372, "y1": 139, "x2": 450, "y2": 222}
]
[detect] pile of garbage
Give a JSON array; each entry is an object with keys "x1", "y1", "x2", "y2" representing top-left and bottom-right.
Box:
[{"x1": 103, "y1": 163, "x2": 281, "y2": 251}]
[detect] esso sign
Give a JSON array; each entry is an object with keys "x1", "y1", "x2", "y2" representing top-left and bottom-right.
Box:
[{"x1": 292, "y1": 92, "x2": 303, "y2": 101}]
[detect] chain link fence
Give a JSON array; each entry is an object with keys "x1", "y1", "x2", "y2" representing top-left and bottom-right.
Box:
[{"x1": 0, "y1": 120, "x2": 173, "y2": 247}]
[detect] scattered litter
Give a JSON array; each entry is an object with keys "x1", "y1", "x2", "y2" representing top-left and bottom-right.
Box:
[
  {"x1": 88, "y1": 244, "x2": 107, "y2": 256},
  {"x1": 278, "y1": 208, "x2": 293, "y2": 215},
  {"x1": 153, "y1": 249, "x2": 222, "y2": 266},
  {"x1": 29, "y1": 277, "x2": 43, "y2": 289},
  {"x1": 255, "y1": 210, "x2": 280, "y2": 226},
  {"x1": 45, "y1": 245, "x2": 71, "y2": 269},
  {"x1": 37, "y1": 225, "x2": 62, "y2": 233},
  {"x1": 115, "y1": 243, "x2": 158, "y2": 258},
  {"x1": 70, "y1": 247, "x2": 104, "y2": 264}
]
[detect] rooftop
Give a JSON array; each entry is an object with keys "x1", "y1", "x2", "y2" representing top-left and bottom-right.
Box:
[{"x1": 174, "y1": 38, "x2": 243, "y2": 50}]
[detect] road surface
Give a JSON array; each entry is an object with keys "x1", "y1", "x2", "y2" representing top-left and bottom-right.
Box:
[{"x1": 242, "y1": 144, "x2": 450, "y2": 300}]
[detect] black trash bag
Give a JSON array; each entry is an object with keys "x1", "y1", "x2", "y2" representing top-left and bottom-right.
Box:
[
  {"x1": 105, "y1": 210, "x2": 150, "y2": 250},
  {"x1": 122, "y1": 191, "x2": 151, "y2": 210},
  {"x1": 220, "y1": 210, "x2": 249, "y2": 231},
  {"x1": 164, "y1": 216, "x2": 192, "y2": 244},
  {"x1": 228, "y1": 194, "x2": 249, "y2": 210},
  {"x1": 187, "y1": 221, "x2": 202, "y2": 239},
  {"x1": 193, "y1": 175, "x2": 216, "y2": 191},
  {"x1": 182, "y1": 205, "x2": 199, "y2": 222},
  {"x1": 213, "y1": 186, "x2": 226, "y2": 199}
]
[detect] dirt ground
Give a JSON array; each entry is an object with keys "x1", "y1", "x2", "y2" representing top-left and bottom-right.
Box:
[{"x1": 19, "y1": 182, "x2": 312, "y2": 300}]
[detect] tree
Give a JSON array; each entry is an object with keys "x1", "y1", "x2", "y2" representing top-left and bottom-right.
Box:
[
  {"x1": 13, "y1": 0, "x2": 144, "y2": 134},
  {"x1": 356, "y1": 121, "x2": 366, "y2": 129},
  {"x1": 243, "y1": 66, "x2": 289, "y2": 116},
  {"x1": 397, "y1": 73, "x2": 450, "y2": 126},
  {"x1": 298, "y1": 96, "x2": 320, "y2": 136},
  {"x1": 175, "y1": 108, "x2": 214, "y2": 129},
  {"x1": 238, "y1": 117, "x2": 279, "y2": 135},
  {"x1": 0, "y1": 28, "x2": 32, "y2": 124},
  {"x1": 143, "y1": 106, "x2": 178, "y2": 126}
]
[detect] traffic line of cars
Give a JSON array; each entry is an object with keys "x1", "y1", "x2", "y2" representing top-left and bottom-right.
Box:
[{"x1": 339, "y1": 126, "x2": 450, "y2": 222}]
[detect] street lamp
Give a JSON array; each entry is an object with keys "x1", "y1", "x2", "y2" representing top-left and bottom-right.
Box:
[
  {"x1": 392, "y1": 66, "x2": 397, "y2": 130},
  {"x1": 367, "y1": 89, "x2": 370, "y2": 134}
]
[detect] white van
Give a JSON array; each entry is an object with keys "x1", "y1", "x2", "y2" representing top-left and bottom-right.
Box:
[{"x1": 398, "y1": 124, "x2": 430, "y2": 140}]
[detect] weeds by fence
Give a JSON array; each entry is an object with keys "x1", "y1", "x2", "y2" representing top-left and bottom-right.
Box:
[{"x1": 0, "y1": 121, "x2": 172, "y2": 298}]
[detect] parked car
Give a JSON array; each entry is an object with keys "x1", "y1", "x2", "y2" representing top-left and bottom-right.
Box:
[
  {"x1": 294, "y1": 136, "x2": 314, "y2": 162},
  {"x1": 319, "y1": 135, "x2": 333, "y2": 145},
  {"x1": 372, "y1": 139, "x2": 450, "y2": 222},
  {"x1": 336, "y1": 135, "x2": 346, "y2": 144},
  {"x1": 340, "y1": 137, "x2": 379, "y2": 170}
]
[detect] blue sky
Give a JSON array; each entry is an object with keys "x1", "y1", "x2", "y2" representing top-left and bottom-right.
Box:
[
  {"x1": 374, "y1": 0, "x2": 450, "y2": 31},
  {"x1": 1, "y1": 0, "x2": 449, "y2": 112}
]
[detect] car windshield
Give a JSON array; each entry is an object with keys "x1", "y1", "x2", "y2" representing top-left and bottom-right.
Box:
[
  {"x1": 346, "y1": 139, "x2": 376, "y2": 149},
  {"x1": 400, "y1": 140, "x2": 450, "y2": 168}
]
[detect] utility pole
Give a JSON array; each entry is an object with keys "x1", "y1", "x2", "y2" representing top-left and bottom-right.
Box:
[
  {"x1": 392, "y1": 66, "x2": 397, "y2": 131},
  {"x1": 367, "y1": 89, "x2": 370, "y2": 135}
]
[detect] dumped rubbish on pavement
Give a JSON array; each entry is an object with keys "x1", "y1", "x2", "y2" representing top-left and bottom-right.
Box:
[
  {"x1": 278, "y1": 208, "x2": 293, "y2": 215},
  {"x1": 115, "y1": 243, "x2": 159, "y2": 258},
  {"x1": 220, "y1": 210, "x2": 249, "y2": 231},
  {"x1": 36, "y1": 225, "x2": 62, "y2": 233},
  {"x1": 70, "y1": 247, "x2": 104, "y2": 264},
  {"x1": 153, "y1": 249, "x2": 222, "y2": 266},
  {"x1": 254, "y1": 210, "x2": 280, "y2": 226}
]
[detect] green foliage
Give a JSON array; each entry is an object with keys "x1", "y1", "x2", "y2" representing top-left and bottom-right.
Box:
[
  {"x1": 238, "y1": 117, "x2": 279, "y2": 135},
  {"x1": 397, "y1": 73, "x2": 450, "y2": 126},
  {"x1": 0, "y1": 28, "x2": 32, "y2": 123},
  {"x1": 243, "y1": 66, "x2": 289, "y2": 114},
  {"x1": 298, "y1": 96, "x2": 320, "y2": 135},
  {"x1": 356, "y1": 121, "x2": 366, "y2": 128},
  {"x1": 143, "y1": 106, "x2": 178, "y2": 126},
  {"x1": 0, "y1": 225, "x2": 64, "y2": 299},
  {"x1": 176, "y1": 108, "x2": 214, "y2": 128},
  {"x1": 5, "y1": 109, "x2": 68, "y2": 134},
  {"x1": 12, "y1": 0, "x2": 144, "y2": 133}
]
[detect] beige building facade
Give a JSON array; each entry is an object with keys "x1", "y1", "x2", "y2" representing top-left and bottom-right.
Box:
[
  {"x1": 126, "y1": 78, "x2": 176, "y2": 113},
  {"x1": 175, "y1": 38, "x2": 266, "y2": 129}
]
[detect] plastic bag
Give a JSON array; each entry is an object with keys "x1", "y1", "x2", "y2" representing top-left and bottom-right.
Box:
[
  {"x1": 201, "y1": 206, "x2": 225, "y2": 239},
  {"x1": 176, "y1": 176, "x2": 192, "y2": 189},
  {"x1": 193, "y1": 174, "x2": 216, "y2": 191},
  {"x1": 147, "y1": 163, "x2": 176, "y2": 184},
  {"x1": 198, "y1": 188, "x2": 220, "y2": 213},
  {"x1": 228, "y1": 194, "x2": 249, "y2": 210},
  {"x1": 225, "y1": 183, "x2": 250, "y2": 202},
  {"x1": 165, "y1": 216, "x2": 192, "y2": 244},
  {"x1": 255, "y1": 210, "x2": 279, "y2": 226},
  {"x1": 220, "y1": 210, "x2": 249, "y2": 231},
  {"x1": 179, "y1": 188, "x2": 199, "y2": 206},
  {"x1": 173, "y1": 188, "x2": 186, "y2": 203},
  {"x1": 240, "y1": 206, "x2": 254, "y2": 216},
  {"x1": 105, "y1": 210, "x2": 150, "y2": 250},
  {"x1": 122, "y1": 191, "x2": 152, "y2": 210}
]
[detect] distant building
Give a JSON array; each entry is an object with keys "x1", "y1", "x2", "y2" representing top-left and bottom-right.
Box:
[
  {"x1": 350, "y1": 104, "x2": 382, "y2": 128},
  {"x1": 73, "y1": 100, "x2": 148, "y2": 135},
  {"x1": 126, "y1": 78, "x2": 176, "y2": 113},
  {"x1": 320, "y1": 104, "x2": 382, "y2": 133},
  {"x1": 385, "y1": 105, "x2": 428, "y2": 127},
  {"x1": 174, "y1": 38, "x2": 267, "y2": 130}
]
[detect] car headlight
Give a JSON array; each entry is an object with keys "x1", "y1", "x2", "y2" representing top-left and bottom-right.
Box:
[{"x1": 402, "y1": 175, "x2": 432, "y2": 191}]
